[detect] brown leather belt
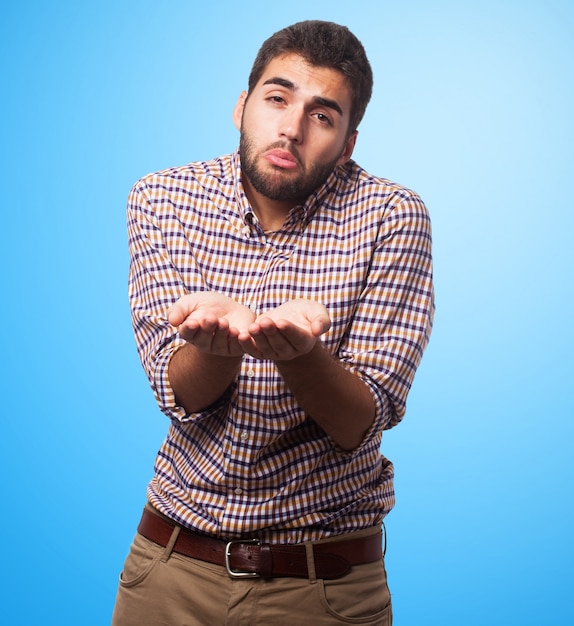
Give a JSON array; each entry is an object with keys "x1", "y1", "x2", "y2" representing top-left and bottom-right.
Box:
[{"x1": 137, "y1": 506, "x2": 382, "y2": 580}]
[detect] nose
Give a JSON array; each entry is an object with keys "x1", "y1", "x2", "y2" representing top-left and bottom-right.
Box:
[{"x1": 279, "y1": 107, "x2": 304, "y2": 144}]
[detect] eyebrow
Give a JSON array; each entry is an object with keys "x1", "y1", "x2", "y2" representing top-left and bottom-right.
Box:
[{"x1": 262, "y1": 77, "x2": 344, "y2": 117}]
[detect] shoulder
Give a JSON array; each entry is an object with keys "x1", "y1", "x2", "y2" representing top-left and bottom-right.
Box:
[
  {"x1": 332, "y1": 160, "x2": 429, "y2": 221},
  {"x1": 131, "y1": 153, "x2": 235, "y2": 195},
  {"x1": 344, "y1": 161, "x2": 423, "y2": 200}
]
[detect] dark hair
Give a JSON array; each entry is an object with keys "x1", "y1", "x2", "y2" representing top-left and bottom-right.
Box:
[{"x1": 248, "y1": 20, "x2": 373, "y2": 133}]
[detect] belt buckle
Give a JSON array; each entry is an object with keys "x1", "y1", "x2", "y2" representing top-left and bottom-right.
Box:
[{"x1": 225, "y1": 539, "x2": 261, "y2": 578}]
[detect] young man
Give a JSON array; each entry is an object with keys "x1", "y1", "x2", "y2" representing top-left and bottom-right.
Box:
[{"x1": 112, "y1": 20, "x2": 434, "y2": 626}]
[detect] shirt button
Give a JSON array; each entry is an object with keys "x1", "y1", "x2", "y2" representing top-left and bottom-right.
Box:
[
  {"x1": 240, "y1": 431, "x2": 248, "y2": 441},
  {"x1": 246, "y1": 369, "x2": 255, "y2": 378},
  {"x1": 234, "y1": 488, "x2": 243, "y2": 495}
]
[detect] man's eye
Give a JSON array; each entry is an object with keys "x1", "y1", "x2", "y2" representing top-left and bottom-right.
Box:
[{"x1": 315, "y1": 112, "x2": 332, "y2": 124}]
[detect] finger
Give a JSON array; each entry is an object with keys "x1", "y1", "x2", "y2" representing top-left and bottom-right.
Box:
[
  {"x1": 237, "y1": 332, "x2": 265, "y2": 360},
  {"x1": 252, "y1": 332, "x2": 277, "y2": 356},
  {"x1": 192, "y1": 317, "x2": 231, "y2": 352},
  {"x1": 249, "y1": 319, "x2": 282, "y2": 349},
  {"x1": 167, "y1": 302, "x2": 188, "y2": 327},
  {"x1": 249, "y1": 316, "x2": 275, "y2": 333},
  {"x1": 176, "y1": 325, "x2": 199, "y2": 344},
  {"x1": 255, "y1": 325, "x2": 302, "y2": 359},
  {"x1": 310, "y1": 313, "x2": 331, "y2": 336},
  {"x1": 177, "y1": 315, "x2": 218, "y2": 346},
  {"x1": 210, "y1": 325, "x2": 240, "y2": 355},
  {"x1": 185, "y1": 329, "x2": 216, "y2": 352},
  {"x1": 227, "y1": 335, "x2": 248, "y2": 357},
  {"x1": 167, "y1": 295, "x2": 198, "y2": 326}
]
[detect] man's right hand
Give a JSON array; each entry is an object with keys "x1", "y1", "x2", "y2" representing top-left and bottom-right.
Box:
[{"x1": 168, "y1": 293, "x2": 256, "y2": 357}]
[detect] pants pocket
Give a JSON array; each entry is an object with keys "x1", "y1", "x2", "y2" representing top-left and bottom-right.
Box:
[
  {"x1": 318, "y1": 559, "x2": 392, "y2": 624},
  {"x1": 118, "y1": 533, "x2": 163, "y2": 588}
]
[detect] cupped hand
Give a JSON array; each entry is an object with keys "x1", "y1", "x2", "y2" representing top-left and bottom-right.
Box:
[
  {"x1": 168, "y1": 292, "x2": 256, "y2": 356},
  {"x1": 238, "y1": 299, "x2": 331, "y2": 360}
]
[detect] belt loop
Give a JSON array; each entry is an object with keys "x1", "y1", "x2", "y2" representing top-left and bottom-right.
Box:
[
  {"x1": 381, "y1": 522, "x2": 387, "y2": 557},
  {"x1": 304, "y1": 542, "x2": 317, "y2": 584},
  {"x1": 160, "y1": 525, "x2": 181, "y2": 563}
]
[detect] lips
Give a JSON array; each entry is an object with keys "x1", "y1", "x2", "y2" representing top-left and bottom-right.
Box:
[{"x1": 264, "y1": 148, "x2": 300, "y2": 170}]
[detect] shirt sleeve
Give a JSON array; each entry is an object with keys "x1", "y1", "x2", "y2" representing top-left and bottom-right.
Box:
[
  {"x1": 338, "y1": 189, "x2": 435, "y2": 434},
  {"x1": 126, "y1": 177, "x2": 223, "y2": 422}
]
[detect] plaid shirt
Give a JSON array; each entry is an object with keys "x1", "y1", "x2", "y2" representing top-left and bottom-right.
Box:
[{"x1": 127, "y1": 150, "x2": 434, "y2": 543}]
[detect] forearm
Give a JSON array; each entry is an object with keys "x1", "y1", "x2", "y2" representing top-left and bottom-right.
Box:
[
  {"x1": 276, "y1": 342, "x2": 375, "y2": 451},
  {"x1": 168, "y1": 343, "x2": 243, "y2": 413}
]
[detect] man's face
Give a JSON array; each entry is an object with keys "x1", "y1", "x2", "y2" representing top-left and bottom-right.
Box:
[{"x1": 233, "y1": 53, "x2": 357, "y2": 204}]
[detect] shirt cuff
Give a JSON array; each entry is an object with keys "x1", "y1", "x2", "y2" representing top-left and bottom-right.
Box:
[{"x1": 151, "y1": 340, "x2": 227, "y2": 423}]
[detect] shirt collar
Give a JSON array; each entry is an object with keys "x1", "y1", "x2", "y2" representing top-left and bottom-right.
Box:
[{"x1": 231, "y1": 149, "x2": 353, "y2": 231}]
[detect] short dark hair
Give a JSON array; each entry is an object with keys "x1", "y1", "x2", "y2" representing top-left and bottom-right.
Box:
[{"x1": 248, "y1": 20, "x2": 373, "y2": 133}]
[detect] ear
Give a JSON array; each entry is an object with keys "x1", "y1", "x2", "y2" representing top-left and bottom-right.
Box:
[
  {"x1": 336, "y1": 130, "x2": 358, "y2": 166},
  {"x1": 232, "y1": 91, "x2": 248, "y2": 131}
]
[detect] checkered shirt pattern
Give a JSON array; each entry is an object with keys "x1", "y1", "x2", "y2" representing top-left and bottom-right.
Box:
[{"x1": 127, "y1": 150, "x2": 434, "y2": 543}]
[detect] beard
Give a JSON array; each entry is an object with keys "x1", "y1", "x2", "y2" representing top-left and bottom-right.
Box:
[{"x1": 239, "y1": 133, "x2": 342, "y2": 202}]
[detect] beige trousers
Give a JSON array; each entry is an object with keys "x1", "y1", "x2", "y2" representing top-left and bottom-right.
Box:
[{"x1": 111, "y1": 526, "x2": 392, "y2": 625}]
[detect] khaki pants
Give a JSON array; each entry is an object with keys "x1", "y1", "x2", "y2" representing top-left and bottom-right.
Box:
[{"x1": 112, "y1": 527, "x2": 392, "y2": 625}]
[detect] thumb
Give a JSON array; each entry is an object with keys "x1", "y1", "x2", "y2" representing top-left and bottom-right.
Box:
[
  {"x1": 167, "y1": 295, "x2": 196, "y2": 327},
  {"x1": 311, "y1": 311, "x2": 331, "y2": 336}
]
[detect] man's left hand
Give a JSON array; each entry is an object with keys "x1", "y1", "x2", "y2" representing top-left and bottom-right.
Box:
[{"x1": 238, "y1": 300, "x2": 331, "y2": 360}]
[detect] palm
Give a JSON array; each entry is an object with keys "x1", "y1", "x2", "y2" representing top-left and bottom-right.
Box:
[
  {"x1": 239, "y1": 299, "x2": 331, "y2": 360},
  {"x1": 264, "y1": 300, "x2": 329, "y2": 331},
  {"x1": 168, "y1": 293, "x2": 255, "y2": 356},
  {"x1": 194, "y1": 295, "x2": 255, "y2": 330}
]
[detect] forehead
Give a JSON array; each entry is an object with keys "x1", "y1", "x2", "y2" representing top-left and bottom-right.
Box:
[{"x1": 256, "y1": 53, "x2": 352, "y2": 107}]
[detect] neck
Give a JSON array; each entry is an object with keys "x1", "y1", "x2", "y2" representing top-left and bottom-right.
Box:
[{"x1": 242, "y1": 176, "x2": 300, "y2": 231}]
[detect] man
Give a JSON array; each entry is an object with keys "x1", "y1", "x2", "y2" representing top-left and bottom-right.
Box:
[{"x1": 112, "y1": 20, "x2": 434, "y2": 626}]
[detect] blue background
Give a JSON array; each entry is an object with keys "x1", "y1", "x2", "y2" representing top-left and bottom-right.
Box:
[{"x1": 2, "y1": 0, "x2": 573, "y2": 624}]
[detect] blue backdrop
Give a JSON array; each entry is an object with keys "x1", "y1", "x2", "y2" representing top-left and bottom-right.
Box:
[{"x1": 2, "y1": 1, "x2": 572, "y2": 624}]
